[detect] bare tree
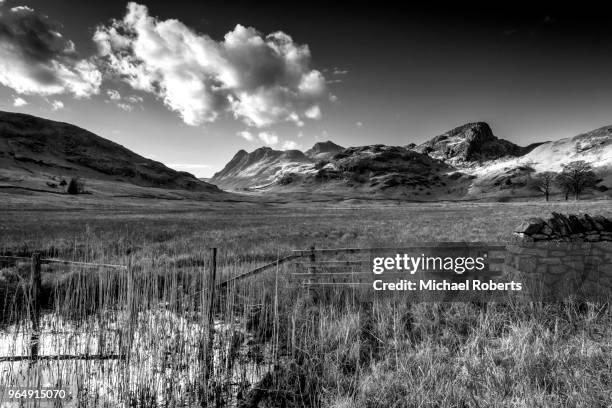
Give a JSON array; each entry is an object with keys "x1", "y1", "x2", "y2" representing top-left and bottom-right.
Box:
[
  {"x1": 532, "y1": 171, "x2": 556, "y2": 201},
  {"x1": 555, "y1": 161, "x2": 598, "y2": 200}
]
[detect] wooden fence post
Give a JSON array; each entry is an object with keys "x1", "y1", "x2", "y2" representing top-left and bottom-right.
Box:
[
  {"x1": 30, "y1": 252, "x2": 41, "y2": 359},
  {"x1": 308, "y1": 245, "x2": 316, "y2": 273},
  {"x1": 307, "y1": 245, "x2": 317, "y2": 301},
  {"x1": 204, "y1": 248, "x2": 217, "y2": 390}
]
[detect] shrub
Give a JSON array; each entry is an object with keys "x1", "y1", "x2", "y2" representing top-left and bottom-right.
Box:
[
  {"x1": 66, "y1": 177, "x2": 85, "y2": 194},
  {"x1": 278, "y1": 173, "x2": 294, "y2": 185}
]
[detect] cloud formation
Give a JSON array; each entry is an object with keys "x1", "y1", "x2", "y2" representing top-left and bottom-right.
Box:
[
  {"x1": 94, "y1": 2, "x2": 328, "y2": 127},
  {"x1": 107, "y1": 89, "x2": 121, "y2": 100},
  {"x1": 117, "y1": 102, "x2": 132, "y2": 112},
  {"x1": 237, "y1": 130, "x2": 255, "y2": 142},
  {"x1": 0, "y1": 5, "x2": 101, "y2": 97},
  {"x1": 13, "y1": 96, "x2": 27, "y2": 106},
  {"x1": 50, "y1": 100, "x2": 64, "y2": 110},
  {"x1": 238, "y1": 130, "x2": 297, "y2": 148},
  {"x1": 257, "y1": 131, "x2": 279, "y2": 146},
  {"x1": 281, "y1": 140, "x2": 299, "y2": 150},
  {"x1": 105, "y1": 88, "x2": 143, "y2": 111}
]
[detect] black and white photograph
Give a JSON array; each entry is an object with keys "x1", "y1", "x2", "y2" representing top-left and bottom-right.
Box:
[{"x1": 0, "y1": 1, "x2": 611, "y2": 406}]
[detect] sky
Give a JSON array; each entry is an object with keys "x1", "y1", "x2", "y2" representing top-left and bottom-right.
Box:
[{"x1": 1, "y1": 1, "x2": 611, "y2": 177}]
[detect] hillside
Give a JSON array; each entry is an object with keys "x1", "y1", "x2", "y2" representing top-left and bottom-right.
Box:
[
  {"x1": 465, "y1": 125, "x2": 612, "y2": 198},
  {"x1": 0, "y1": 111, "x2": 222, "y2": 197},
  {"x1": 275, "y1": 145, "x2": 469, "y2": 200}
]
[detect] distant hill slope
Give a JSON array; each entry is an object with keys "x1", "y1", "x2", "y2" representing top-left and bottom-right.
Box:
[
  {"x1": 524, "y1": 125, "x2": 612, "y2": 172},
  {"x1": 213, "y1": 122, "x2": 611, "y2": 201},
  {"x1": 0, "y1": 110, "x2": 221, "y2": 196}
]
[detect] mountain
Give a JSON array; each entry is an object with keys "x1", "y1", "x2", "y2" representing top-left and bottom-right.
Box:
[
  {"x1": 0, "y1": 110, "x2": 221, "y2": 197},
  {"x1": 287, "y1": 145, "x2": 465, "y2": 199},
  {"x1": 209, "y1": 141, "x2": 345, "y2": 191},
  {"x1": 212, "y1": 141, "x2": 469, "y2": 199},
  {"x1": 305, "y1": 141, "x2": 344, "y2": 161},
  {"x1": 211, "y1": 147, "x2": 313, "y2": 190},
  {"x1": 467, "y1": 125, "x2": 612, "y2": 198},
  {"x1": 413, "y1": 122, "x2": 534, "y2": 163},
  {"x1": 213, "y1": 122, "x2": 612, "y2": 201},
  {"x1": 522, "y1": 125, "x2": 612, "y2": 172}
]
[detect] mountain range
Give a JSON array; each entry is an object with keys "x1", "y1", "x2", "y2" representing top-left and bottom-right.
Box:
[
  {"x1": 0, "y1": 110, "x2": 610, "y2": 201},
  {"x1": 211, "y1": 122, "x2": 612, "y2": 200}
]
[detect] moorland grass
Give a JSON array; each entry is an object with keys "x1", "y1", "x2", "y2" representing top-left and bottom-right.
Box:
[{"x1": 0, "y1": 199, "x2": 610, "y2": 406}]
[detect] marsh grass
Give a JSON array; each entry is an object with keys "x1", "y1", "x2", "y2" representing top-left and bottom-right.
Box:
[{"x1": 0, "y1": 200, "x2": 610, "y2": 406}]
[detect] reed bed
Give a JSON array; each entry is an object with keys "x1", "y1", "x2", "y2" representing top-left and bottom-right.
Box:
[{"x1": 0, "y1": 245, "x2": 292, "y2": 406}]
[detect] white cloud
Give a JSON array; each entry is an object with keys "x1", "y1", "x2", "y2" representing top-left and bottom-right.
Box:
[
  {"x1": 13, "y1": 97, "x2": 27, "y2": 107},
  {"x1": 126, "y1": 95, "x2": 143, "y2": 104},
  {"x1": 257, "y1": 131, "x2": 278, "y2": 146},
  {"x1": 304, "y1": 105, "x2": 321, "y2": 120},
  {"x1": 94, "y1": 3, "x2": 328, "y2": 127},
  {"x1": 117, "y1": 102, "x2": 133, "y2": 112},
  {"x1": 0, "y1": 6, "x2": 101, "y2": 97},
  {"x1": 107, "y1": 90, "x2": 142, "y2": 111},
  {"x1": 332, "y1": 68, "x2": 348, "y2": 75},
  {"x1": 281, "y1": 140, "x2": 299, "y2": 150},
  {"x1": 288, "y1": 112, "x2": 304, "y2": 127},
  {"x1": 50, "y1": 100, "x2": 64, "y2": 110},
  {"x1": 107, "y1": 89, "x2": 121, "y2": 100},
  {"x1": 237, "y1": 130, "x2": 255, "y2": 142},
  {"x1": 356, "y1": 121, "x2": 363, "y2": 128}
]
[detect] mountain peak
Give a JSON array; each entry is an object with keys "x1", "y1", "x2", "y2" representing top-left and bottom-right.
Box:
[
  {"x1": 211, "y1": 144, "x2": 311, "y2": 189},
  {"x1": 415, "y1": 122, "x2": 524, "y2": 162},
  {"x1": 305, "y1": 140, "x2": 344, "y2": 160}
]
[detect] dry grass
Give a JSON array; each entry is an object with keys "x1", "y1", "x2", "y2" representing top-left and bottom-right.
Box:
[{"x1": 0, "y1": 198, "x2": 611, "y2": 406}]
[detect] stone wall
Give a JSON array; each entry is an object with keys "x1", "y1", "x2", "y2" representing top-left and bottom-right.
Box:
[
  {"x1": 513, "y1": 212, "x2": 612, "y2": 242},
  {"x1": 505, "y1": 213, "x2": 612, "y2": 301}
]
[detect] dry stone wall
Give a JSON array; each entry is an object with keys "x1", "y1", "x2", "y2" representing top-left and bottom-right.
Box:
[{"x1": 505, "y1": 213, "x2": 612, "y2": 301}]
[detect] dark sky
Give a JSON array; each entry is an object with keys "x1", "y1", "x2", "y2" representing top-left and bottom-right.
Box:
[{"x1": 1, "y1": 0, "x2": 611, "y2": 177}]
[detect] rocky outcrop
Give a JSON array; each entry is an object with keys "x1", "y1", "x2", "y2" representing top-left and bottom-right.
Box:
[
  {"x1": 331, "y1": 145, "x2": 449, "y2": 175},
  {"x1": 514, "y1": 213, "x2": 612, "y2": 242},
  {"x1": 305, "y1": 141, "x2": 344, "y2": 161},
  {"x1": 414, "y1": 122, "x2": 528, "y2": 163}
]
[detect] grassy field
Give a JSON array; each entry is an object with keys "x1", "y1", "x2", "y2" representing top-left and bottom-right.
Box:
[
  {"x1": 2, "y1": 196, "x2": 611, "y2": 256},
  {"x1": 0, "y1": 196, "x2": 611, "y2": 406}
]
